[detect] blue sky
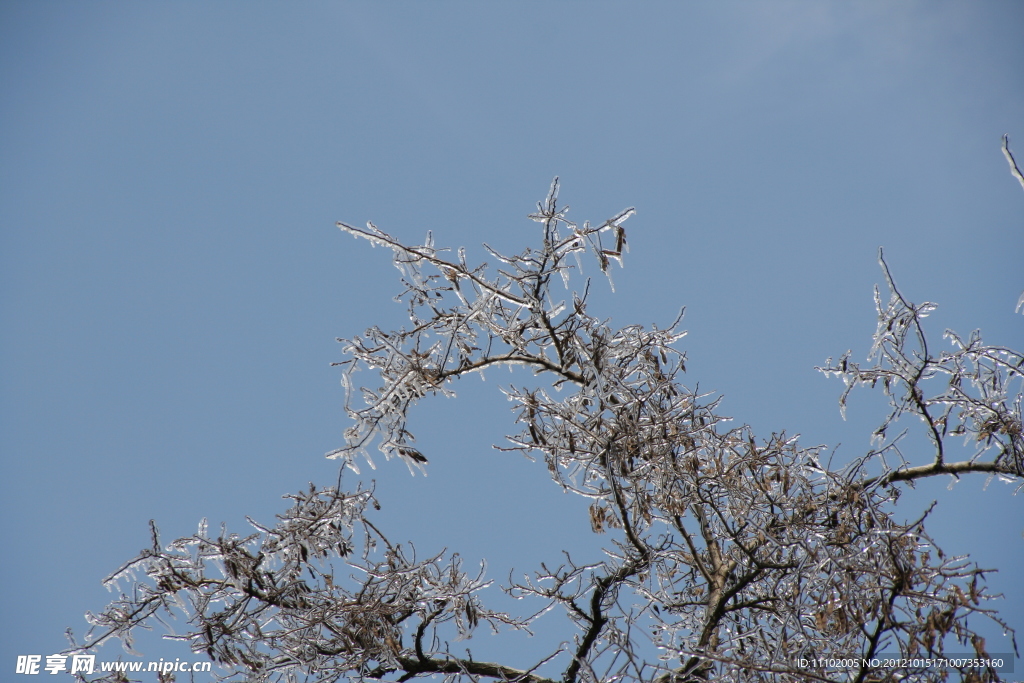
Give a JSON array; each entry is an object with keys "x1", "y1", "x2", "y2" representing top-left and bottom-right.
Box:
[{"x1": 2, "y1": 1, "x2": 1022, "y2": 676}]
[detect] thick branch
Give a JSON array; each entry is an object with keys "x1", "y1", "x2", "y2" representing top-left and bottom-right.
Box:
[
  {"x1": 563, "y1": 559, "x2": 644, "y2": 683},
  {"x1": 867, "y1": 457, "x2": 1018, "y2": 489},
  {"x1": 370, "y1": 654, "x2": 558, "y2": 683}
]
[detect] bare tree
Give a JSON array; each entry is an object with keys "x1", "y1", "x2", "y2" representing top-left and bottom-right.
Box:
[{"x1": 70, "y1": 171, "x2": 1022, "y2": 682}]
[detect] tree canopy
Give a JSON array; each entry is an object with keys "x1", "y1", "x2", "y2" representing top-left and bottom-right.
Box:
[{"x1": 72, "y1": 163, "x2": 1022, "y2": 682}]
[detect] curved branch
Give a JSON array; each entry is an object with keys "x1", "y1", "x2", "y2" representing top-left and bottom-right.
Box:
[
  {"x1": 563, "y1": 558, "x2": 645, "y2": 683},
  {"x1": 439, "y1": 351, "x2": 586, "y2": 386}
]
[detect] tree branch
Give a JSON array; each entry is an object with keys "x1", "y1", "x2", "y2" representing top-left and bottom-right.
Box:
[{"x1": 1003, "y1": 134, "x2": 1024, "y2": 192}]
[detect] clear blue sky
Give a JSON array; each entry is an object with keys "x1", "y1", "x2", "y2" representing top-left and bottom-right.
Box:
[{"x1": 2, "y1": 1, "x2": 1022, "y2": 675}]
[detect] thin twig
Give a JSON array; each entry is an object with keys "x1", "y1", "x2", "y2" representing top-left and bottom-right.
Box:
[{"x1": 1002, "y1": 134, "x2": 1024, "y2": 192}]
